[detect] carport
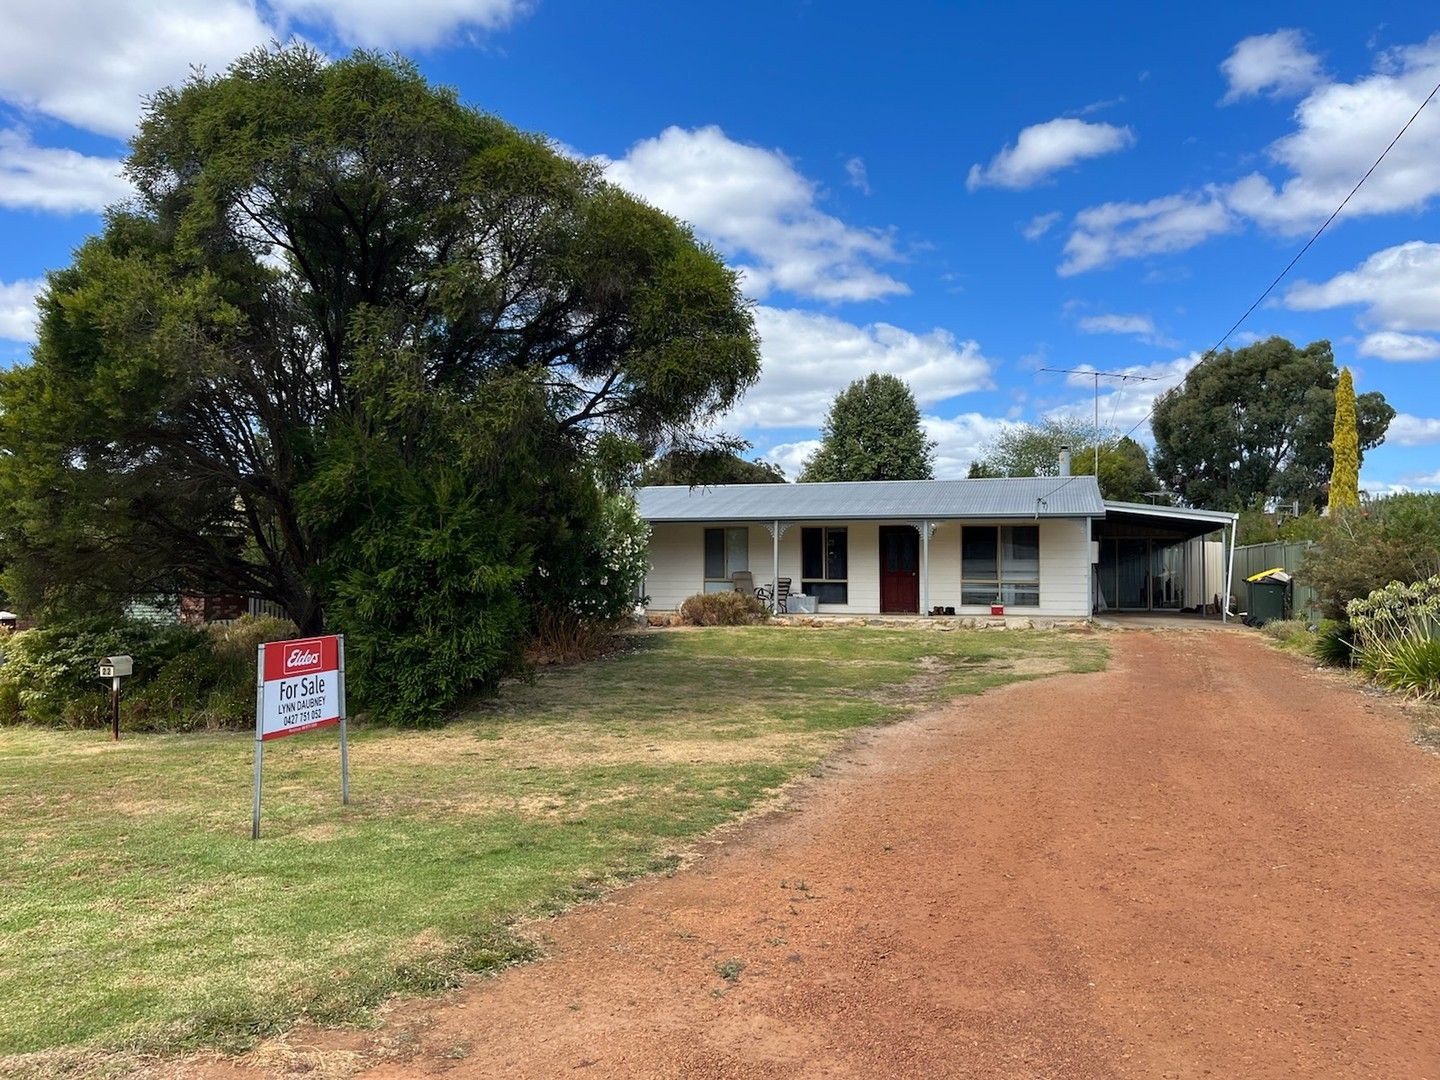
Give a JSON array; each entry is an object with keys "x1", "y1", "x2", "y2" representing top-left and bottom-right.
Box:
[{"x1": 1093, "y1": 501, "x2": 1239, "y2": 619}]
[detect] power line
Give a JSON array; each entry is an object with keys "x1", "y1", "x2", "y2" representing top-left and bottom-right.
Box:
[
  {"x1": 1035, "y1": 74, "x2": 1440, "y2": 512},
  {"x1": 1115, "y1": 73, "x2": 1440, "y2": 446}
]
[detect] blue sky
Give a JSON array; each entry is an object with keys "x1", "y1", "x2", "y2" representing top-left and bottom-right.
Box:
[{"x1": 1, "y1": 2, "x2": 1437, "y2": 492}]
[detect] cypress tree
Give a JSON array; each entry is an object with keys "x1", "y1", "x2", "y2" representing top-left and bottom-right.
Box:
[{"x1": 1328, "y1": 366, "x2": 1360, "y2": 512}]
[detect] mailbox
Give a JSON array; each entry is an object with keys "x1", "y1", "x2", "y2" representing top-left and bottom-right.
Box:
[{"x1": 98, "y1": 655, "x2": 133, "y2": 679}]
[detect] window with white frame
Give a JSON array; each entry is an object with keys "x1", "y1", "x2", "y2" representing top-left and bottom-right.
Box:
[
  {"x1": 961, "y1": 525, "x2": 1040, "y2": 606},
  {"x1": 703, "y1": 527, "x2": 749, "y2": 591}
]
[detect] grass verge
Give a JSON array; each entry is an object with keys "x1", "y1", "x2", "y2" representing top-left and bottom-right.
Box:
[{"x1": 0, "y1": 626, "x2": 1105, "y2": 1071}]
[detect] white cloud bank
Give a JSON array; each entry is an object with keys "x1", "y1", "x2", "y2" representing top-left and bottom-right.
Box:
[
  {"x1": 1388, "y1": 414, "x2": 1440, "y2": 446},
  {"x1": 1062, "y1": 34, "x2": 1440, "y2": 274},
  {"x1": 723, "y1": 306, "x2": 993, "y2": 431},
  {"x1": 270, "y1": 0, "x2": 528, "y2": 49},
  {"x1": 0, "y1": 129, "x2": 130, "y2": 214},
  {"x1": 1286, "y1": 240, "x2": 1440, "y2": 334},
  {"x1": 967, "y1": 118, "x2": 1134, "y2": 191},
  {"x1": 0, "y1": 279, "x2": 43, "y2": 342},
  {"x1": 1228, "y1": 36, "x2": 1440, "y2": 234},
  {"x1": 1060, "y1": 191, "x2": 1235, "y2": 276},
  {"x1": 1358, "y1": 331, "x2": 1440, "y2": 362},
  {"x1": 0, "y1": 0, "x2": 535, "y2": 215},
  {"x1": 1221, "y1": 29, "x2": 1324, "y2": 103},
  {"x1": 601, "y1": 125, "x2": 906, "y2": 303},
  {"x1": 1076, "y1": 312, "x2": 1178, "y2": 348},
  {"x1": 763, "y1": 412, "x2": 1020, "y2": 480},
  {"x1": 0, "y1": 0, "x2": 273, "y2": 138},
  {"x1": 923, "y1": 413, "x2": 1022, "y2": 479}
]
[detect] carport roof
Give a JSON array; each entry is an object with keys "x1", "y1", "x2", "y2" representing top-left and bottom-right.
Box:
[
  {"x1": 635, "y1": 476, "x2": 1106, "y2": 523},
  {"x1": 1100, "y1": 500, "x2": 1238, "y2": 539}
]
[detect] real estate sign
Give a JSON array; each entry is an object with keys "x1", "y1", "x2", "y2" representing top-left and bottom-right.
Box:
[
  {"x1": 252, "y1": 634, "x2": 349, "y2": 839},
  {"x1": 259, "y1": 636, "x2": 342, "y2": 739}
]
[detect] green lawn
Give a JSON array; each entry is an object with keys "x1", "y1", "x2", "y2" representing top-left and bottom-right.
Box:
[{"x1": 0, "y1": 626, "x2": 1105, "y2": 1071}]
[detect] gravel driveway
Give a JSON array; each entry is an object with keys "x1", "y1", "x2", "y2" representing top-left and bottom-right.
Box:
[{"x1": 176, "y1": 630, "x2": 1440, "y2": 1079}]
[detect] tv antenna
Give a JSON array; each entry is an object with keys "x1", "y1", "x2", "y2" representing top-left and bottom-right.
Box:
[{"x1": 1040, "y1": 367, "x2": 1161, "y2": 473}]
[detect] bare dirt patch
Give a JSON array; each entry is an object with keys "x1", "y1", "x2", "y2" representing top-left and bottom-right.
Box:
[{"x1": 147, "y1": 631, "x2": 1440, "y2": 1078}]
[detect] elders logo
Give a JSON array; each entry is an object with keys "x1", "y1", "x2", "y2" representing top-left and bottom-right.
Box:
[{"x1": 283, "y1": 642, "x2": 324, "y2": 675}]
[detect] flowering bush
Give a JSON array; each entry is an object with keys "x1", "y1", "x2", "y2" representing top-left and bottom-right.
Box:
[
  {"x1": 1346, "y1": 576, "x2": 1440, "y2": 698},
  {"x1": 559, "y1": 492, "x2": 651, "y2": 623}
]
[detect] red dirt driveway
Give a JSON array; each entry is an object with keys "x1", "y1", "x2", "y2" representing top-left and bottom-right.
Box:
[{"x1": 184, "y1": 631, "x2": 1440, "y2": 1078}]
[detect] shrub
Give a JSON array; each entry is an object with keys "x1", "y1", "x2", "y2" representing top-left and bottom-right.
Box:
[
  {"x1": 1259, "y1": 618, "x2": 1310, "y2": 646},
  {"x1": 1381, "y1": 638, "x2": 1440, "y2": 699},
  {"x1": 677, "y1": 591, "x2": 769, "y2": 627},
  {"x1": 1311, "y1": 620, "x2": 1355, "y2": 667},
  {"x1": 1302, "y1": 494, "x2": 1440, "y2": 618},
  {"x1": 0, "y1": 617, "x2": 209, "y2": 726},
  {"x1": 0, "y1": 614, "x2": 298, "y2": 731}
]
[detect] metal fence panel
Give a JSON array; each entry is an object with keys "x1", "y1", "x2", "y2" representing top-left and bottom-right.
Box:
[{"x1": 1232, "y1": 541, "x2": 1319, "y2": 619}]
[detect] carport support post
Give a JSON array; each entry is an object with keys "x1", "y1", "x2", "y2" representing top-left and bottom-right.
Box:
[{"x1": 1222, "y1": 520, "x2": 1237, "y2": 623}]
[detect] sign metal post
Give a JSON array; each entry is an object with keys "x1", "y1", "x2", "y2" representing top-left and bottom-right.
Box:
[
  {"x1": 338, "y1": 636, "x2": 349, "y2": 806},
  {"x1": 251, "y1": 634, "x2": 348, "y2": 840},
  {"x1": 252, "y1": 643, "x2": 265, "y2": 841}
]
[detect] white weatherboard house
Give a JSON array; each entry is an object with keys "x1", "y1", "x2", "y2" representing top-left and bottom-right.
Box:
[{"x1": 635, "y1": 473, "x2": 1239, "y2": 620}]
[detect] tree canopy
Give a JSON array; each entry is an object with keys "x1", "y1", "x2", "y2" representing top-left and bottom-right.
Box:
[
  {"x1": 0, "y1": 47, "x2": 760, "y2": 716},
  {"x1": 799, "y1": 374, "x2": 934, "y2": 482},
  {"x1": 966, "y1": 418, "x2": 1160, "y2": 502},
  {"x1": 640, "y1": 449, "x2": 786, "y2": 486},
  {"x1": 1151, "y1": 337, "x2": 1392, "y2": 511}
]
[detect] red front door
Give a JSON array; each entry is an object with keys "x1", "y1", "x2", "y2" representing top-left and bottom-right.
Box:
[{"x1": 879, "y1": 526, "x2": 920, "y2": 613}]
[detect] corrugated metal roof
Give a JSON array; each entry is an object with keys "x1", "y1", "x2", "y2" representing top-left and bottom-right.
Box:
[{"x1": 635, "y1": 476, "x2": 1106, "y2": 522}]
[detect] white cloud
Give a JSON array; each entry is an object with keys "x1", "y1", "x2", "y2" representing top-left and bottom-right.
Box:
[
  {"x1": 0, "y1": 0, "x2": 273, "y2": 138},
  {"x1": 1388, "y1": 414, "x2": 1440, "y2": 446},
  {"x1": 844, "y1": 156, "x2": 870, "y2": 194},
  {"x1": 1226, "y1": 36, "x2": 1440, "y2": 234},
  {"x1": 1046, "y1": 354, "x2": 1201, "y2": 437},
  {"x1": 1022, "y1": 211, "x2": 1061, "y2": 241},
  {"x1": 1396, "y1": 469, "x2": 1440, "y2": 490},
  {"x1": 967, "y1": 118, "x2": 1134, "y2": 191},
  {"x1": 1221, "y1": 29, "x2": 1324, "y2": 103},
  {"x1": 0, "y1": 279, "x2": 43, "y2": 342},
  {"x1": 0, "y1": 129, "x2": 130, "y2": 213},
  {"x1": 1359, "y1": 331, "x2": 1440, "y2": 361},
  {"x1": 1285, "y1": 241, "x2": 1440, "y2": 332},
  {"x1": 0, "y1": 1, "x2": 533, "y2": 141},
  {"x1": 1075, "y1": 312, "x2": 1178, "y2": 347},
  {"x1": 723, "y1": 306, "x2": 993, "y2": 430},
  {"x1": 600, "y1": 126, "x2": 906, "y2": 303},
  {"x1": 923, "y1": 413, "x2": 1022, "y2": 478},
  {"x1": 1060, "y1": 35, "x2": 1440, "y2": 274},
  {"x1": 764, "y1": 439, "x2": 821, "y2": 480},
  {"x1": 269, "y1": 0, "x2": 528, "y2": 49},
  {"x1": 1078, "y1": 313, "x2": 1154, "y2": 336},
  {"x1": 1059, "y1": 191, "x2": 1235, "y2": 275}
]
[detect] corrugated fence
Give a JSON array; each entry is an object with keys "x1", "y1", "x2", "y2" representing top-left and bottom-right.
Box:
[{"x1": 1231, "y1": 540, "x2": 1319, "y2": 619}]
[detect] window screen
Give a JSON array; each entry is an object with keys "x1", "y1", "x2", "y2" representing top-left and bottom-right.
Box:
[
  {"x1": 801, "y1": 527, "x2": 848, "y2": 604},
  {"x1": 703, "y1": 527, "x2": 749, "y2": 581}
]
